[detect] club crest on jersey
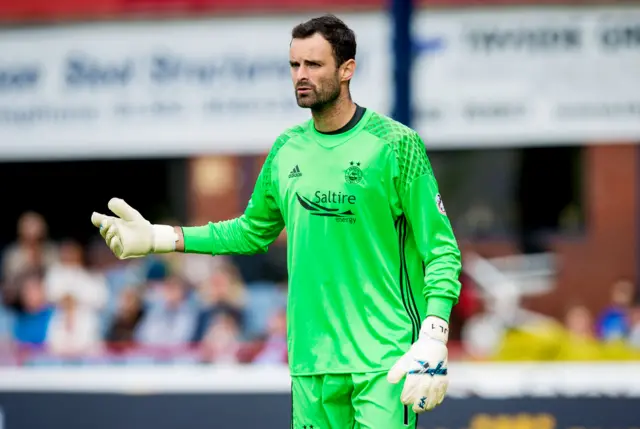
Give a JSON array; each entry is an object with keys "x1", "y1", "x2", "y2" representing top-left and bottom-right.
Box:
[
  {"x1": 436, "y1": 193, "x2": 447, "y2": 215},
  {"x1": 345, "y1": 161, "x2": 363, "y2": 184}
]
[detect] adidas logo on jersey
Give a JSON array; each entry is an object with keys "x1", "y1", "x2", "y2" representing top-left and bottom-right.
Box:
[{"x1": 289, "y1": 165, "x2": 302, "y2": 178}]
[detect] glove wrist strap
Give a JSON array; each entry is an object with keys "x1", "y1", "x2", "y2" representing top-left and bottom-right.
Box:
[
  {"x1": 420, "y1": 316, "x2": 449, "y2": 344},
  {"x1": 152, "y1": 224, "x2": 178, "y2": 253}
]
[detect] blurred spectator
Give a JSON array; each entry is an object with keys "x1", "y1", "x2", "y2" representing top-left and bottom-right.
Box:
[
  {"x1": 253, "y1": 308, "x2": 287, "y2": 364},
  {"x1": 555, "y1": 304, "x2": 602, "y2": 361},
  {"x1": 44, "y1": 239, "x2": 108, "y2": 314},
  {"x1": 200, "y1": 310, "x2": 242, "y2": 364},
  {"x1": 179, "y1": 253, "x2": 230, "y2": 287},
  {"x1": 628, "y1": 305, "x2": 640, "y2": 349},
  {"x1": 46, "y1": 293, "x2": 103, "y2": 357},
  {"x1": 490, "y1": 318, "x2": 564, "y2": 362},
  {"x1": 597, "y1": 279, "x2": 635, "y2": 341},
  {"x1": 135, "y1": 276, "x2": 197, "y2": 346},
  {"x1": 105, "y1": 287, "x2": 145, "y2": 348},
  {"x1": 192, "y1": 262, "x2": 246, "y2": 342},
  {"x1": 10, "y1": 268, "x2": 54, "y2": 347},
  {"x1": 86, "y1": 237, "x2": 141, "y2": 321},
  {"x1": 565, "y1": 304, "x2": 594, "y2": 337},
  {"x1": 1, "y1": 212, "x2": 58, "y2": 302},
  {"x1": 242, "y1": 281, "x2": 288, "y2": 339}
]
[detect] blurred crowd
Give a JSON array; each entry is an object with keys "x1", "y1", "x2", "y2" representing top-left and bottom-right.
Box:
[
  {"x1": 486, "y1": 278, "x2": 640, "y2": 362},
  {"x1": 1, "y1": 211, "x2": 639, "y2": 366},
  {"x1": 0, "y1": 211, "x2": 288, "y2": 366}
]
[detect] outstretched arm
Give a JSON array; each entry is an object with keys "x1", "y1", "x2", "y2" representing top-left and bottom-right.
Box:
[{"x1": 92, "y1": 143, "x2": 285, "y2": 259}]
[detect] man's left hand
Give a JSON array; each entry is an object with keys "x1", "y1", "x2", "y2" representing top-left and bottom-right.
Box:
[{"x1": 387, "y1": 316, "x2": 449, "y2": 413}]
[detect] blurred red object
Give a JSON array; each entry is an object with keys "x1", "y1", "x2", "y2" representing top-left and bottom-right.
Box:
[
  {"x1": 0, "y1": 0, "x2": 377, "y2": 22},
  {"x1": 0, "y1": 0, "x2": 118, "y2": 22},
  {"x1": 455, "y1": 273, "x2": 482, "y2": 320},
  {"x1": 0, "y1": 0, "x2": 629, "y2": 23}
]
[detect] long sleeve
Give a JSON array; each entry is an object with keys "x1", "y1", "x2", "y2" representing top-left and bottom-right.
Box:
[
  {"x1": 393, "y1": 132, "x2": 462, "y2": 323},
  {"x1": 182, "y1": 140, "x2": 285, "y2": 256}
]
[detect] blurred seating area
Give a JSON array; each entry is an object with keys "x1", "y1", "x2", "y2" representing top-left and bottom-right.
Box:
[
  {"x1": 460, "y1": 269, "x2": 640, "y2": 362},
  {"x1": 0, "y1": 210, "x2": 638, "y2": 367},
  {"x1": 491, "y1": 298, "x2": 640, "y2": 362},
  {"x1": 0, "y1": 211, "x2": 289, "y2": 366}
]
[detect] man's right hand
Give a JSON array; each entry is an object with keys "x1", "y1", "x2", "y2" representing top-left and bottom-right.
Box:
[{"x1": 91, "y1": 198, "x2": 178, "y2": 259}]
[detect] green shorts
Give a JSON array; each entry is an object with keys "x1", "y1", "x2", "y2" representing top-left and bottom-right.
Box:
[{"x1": 291, "y1": 371, "x2": 417, "y2": 429}]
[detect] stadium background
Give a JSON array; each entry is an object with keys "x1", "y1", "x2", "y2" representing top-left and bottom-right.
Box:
[{"x1": 0, "y1": 0, "x2": 639, "y2": 428}]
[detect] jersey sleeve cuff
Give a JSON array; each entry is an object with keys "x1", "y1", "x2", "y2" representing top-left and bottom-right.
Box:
[
  {"x1": 182, "y1": 225, "x2": 215, "y2": 254},
  {"x1": 425, "y1": 297, "x2": 454, "y2": 323}
]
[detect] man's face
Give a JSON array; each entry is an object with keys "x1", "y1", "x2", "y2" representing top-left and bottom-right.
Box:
[{"x1": 289, "y1": 33, "x2": 342, "y2": 109}]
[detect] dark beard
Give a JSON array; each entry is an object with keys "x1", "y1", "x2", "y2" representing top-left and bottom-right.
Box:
[{"x1": 295, "y1": 80, "x2": 341, "y2": 111}]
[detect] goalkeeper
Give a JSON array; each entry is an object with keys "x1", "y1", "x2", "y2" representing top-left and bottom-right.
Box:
[{"x1": 92, "y1": 14, "x2": 461, "y2": 429}]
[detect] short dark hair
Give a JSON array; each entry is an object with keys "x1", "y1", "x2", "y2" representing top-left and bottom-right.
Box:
[{"x1": 291, "y1": 14, "x2": 357, "y2": 67}]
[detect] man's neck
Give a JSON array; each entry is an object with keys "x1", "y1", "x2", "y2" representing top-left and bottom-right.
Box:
[{"x1": 312, "y1": 95, "x2": 357, "y2": 133}]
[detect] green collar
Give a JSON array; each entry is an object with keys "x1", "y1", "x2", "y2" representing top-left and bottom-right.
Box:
[{"x1": 309, "y1": 108, "x2": 373, "y2": 149}]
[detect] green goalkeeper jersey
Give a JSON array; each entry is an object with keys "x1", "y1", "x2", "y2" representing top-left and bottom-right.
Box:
[{"x1": 182, "y1": 107, "x2": 462, "y2": 375}]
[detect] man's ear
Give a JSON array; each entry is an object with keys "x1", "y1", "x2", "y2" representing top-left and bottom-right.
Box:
[{"x1": 340, "y1": 59, "x2": 356, "y2": 83}]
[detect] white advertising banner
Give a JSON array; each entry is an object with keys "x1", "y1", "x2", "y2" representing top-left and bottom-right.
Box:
[
  {"x1": 1, "y1": 7, "x2": 639, "y2": 159},
  {"x1": 0, "y1": 14, "x2": 391, "y2": 160},
  {"x1": 413, "y1": 6, "x2": 640, "y2": 147}
]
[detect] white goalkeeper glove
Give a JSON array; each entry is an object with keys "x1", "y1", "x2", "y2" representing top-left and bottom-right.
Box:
[
  {"x1": 90, "y1": 198, "x2": 178, "y2": 259},
  {"x1": 387, "y1": 315, "x2": 449, "y2": 413}
]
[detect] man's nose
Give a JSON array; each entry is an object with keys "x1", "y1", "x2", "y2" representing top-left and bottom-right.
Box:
[{"x1": 294, "y1": 65, "x2": 309, "y2": 81}]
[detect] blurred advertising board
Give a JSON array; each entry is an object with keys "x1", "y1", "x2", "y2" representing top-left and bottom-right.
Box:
[
  {"x1": 0, "y1": 363, "x2": 639, "y2": 429},
  {"x1": 0, "y1": 7, "x2": 639, "y2": 160},
  {"x1": 0, "y1": 13, "x2": 391, "y2": 160},
  {"x1": 413, "y1": 6, "x2": 640, "y2": 147}
]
